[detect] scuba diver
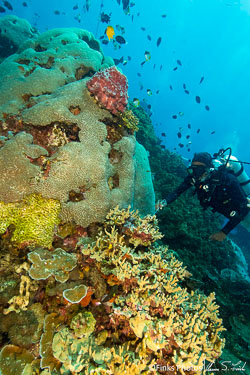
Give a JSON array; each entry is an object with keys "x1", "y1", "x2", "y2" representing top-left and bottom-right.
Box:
[{"x1": 157, "y1": 149, "x2": 250, "y2": 242}]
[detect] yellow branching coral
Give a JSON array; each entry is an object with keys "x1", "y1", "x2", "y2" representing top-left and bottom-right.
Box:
[
  {"x1": 79, "y1": 206, "x2": 226, "y2": 374},
  {"x1": 104, "y1": 205, "x2": 163, "y2": 247},
  {"x1": 0, "y1": 193, "x2": 61, "y2": 248}
]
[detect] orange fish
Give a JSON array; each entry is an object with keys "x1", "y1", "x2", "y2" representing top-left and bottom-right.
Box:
[{"x1": 106, "y1": 25, "x2": 115, "y2": 40}]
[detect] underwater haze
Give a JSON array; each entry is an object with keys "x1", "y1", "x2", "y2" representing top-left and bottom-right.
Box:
[{"x1": 2, "y1": 0, "x2": 250, "y2": 174}]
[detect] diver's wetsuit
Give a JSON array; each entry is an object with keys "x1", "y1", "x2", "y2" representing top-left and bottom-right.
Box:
[{"x1": 166, "y1": 168, "x2": 250, "y2": 234}]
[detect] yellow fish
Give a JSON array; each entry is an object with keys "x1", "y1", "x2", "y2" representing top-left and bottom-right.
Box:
[{"x1": 106, "y1": 25, "x2": 115, "y2": 40}]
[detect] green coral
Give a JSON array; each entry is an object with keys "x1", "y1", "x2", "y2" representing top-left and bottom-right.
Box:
[
  {"x1": 63, "y1": 284, "x2": 88, "y2": 303},
  {"x1": 0, "y1": 194, "x2": 61, "y2": 248},
  {"x1": 70, "y1": 311, "x2": 96, "y2": 337},
  {"x1": 28, "y1": 248, "x2": 77, "y2": 283}
]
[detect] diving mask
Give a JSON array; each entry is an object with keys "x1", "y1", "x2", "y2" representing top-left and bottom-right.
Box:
[{"x1": 187, "y1": 165, "x2": 208, "y2": 179}]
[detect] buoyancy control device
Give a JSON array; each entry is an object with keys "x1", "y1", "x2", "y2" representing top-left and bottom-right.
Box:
[{"x1": 213, "y1": 147, "x2": 250, "y2": 196}]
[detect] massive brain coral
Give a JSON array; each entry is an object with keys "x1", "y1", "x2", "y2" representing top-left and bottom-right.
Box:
[{"x1": 0, "y1": 24, "x2": 155, "y2": 245}]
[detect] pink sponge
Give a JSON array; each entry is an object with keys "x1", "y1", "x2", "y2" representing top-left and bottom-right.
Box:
[{"x1": 87, "y1": 66, "x2": 128, "y2": 114}]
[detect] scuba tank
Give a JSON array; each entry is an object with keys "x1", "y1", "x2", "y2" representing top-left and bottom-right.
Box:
[{"x1": 213, "y1": 148, "x2": 250, "y2": 196}]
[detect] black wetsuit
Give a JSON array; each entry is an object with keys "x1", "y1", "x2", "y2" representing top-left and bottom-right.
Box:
[{"x1": 166, "y1": 168, "x2": 249, "y2": 234}]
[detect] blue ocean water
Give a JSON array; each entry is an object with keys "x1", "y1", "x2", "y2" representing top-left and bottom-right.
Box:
[{"x1": 1, "y1": 0, "x2": 250, "y2": 175}]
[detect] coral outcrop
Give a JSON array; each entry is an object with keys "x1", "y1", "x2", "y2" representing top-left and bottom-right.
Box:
[
  {"x1": 0, "y1": 26, "x2": 155, "y2": 236},
  {"x1": 87, "y1": 66, "x2": 128, "y2": 114},
  {"x1": 0, "y1": 15, "x2": 38, "y2": 62},
  {"x1": 0, "y1": 206, "x2": 225, "y2": 375}
]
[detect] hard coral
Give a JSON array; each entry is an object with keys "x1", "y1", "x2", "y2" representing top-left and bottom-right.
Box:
[
  {"x1": 87, "y1": 66, "x2": 128, "y2": 114},
  {"x1": 0, "y1": 194, "x2": 61, "y2": 248}
]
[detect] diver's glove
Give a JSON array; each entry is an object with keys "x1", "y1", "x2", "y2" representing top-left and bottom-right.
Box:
[{"x1": 155, "y1": 199, "x2": 167, "y2": 213}]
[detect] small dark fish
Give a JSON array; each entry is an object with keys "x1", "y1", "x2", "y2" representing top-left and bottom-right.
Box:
[
  {"x1": 22, "y1": 2, "x2": 28, "y2": 6},
  {"x1": 54, "y1": 10, "x2": 60, "y2": 15},
  {"x1": 147, "y1": 35, "x2": 151, "y2": 41},
  {"x1": 141, "y1": 27, "x2": 146, "y2": 31},
  {"x1": 186, "y1": 135, "x2": 190, "y2": 139},
  {"x1": 156, "y1": 37, "x2": 162, "y2": 47},
  {"x1": 172, "y1": 115, "x2": 177, "y2": 119},
  {"x1": 211, "y1": 131, "x2": 216, "y2": 134},
  {"x1": 156, "y1": 90, "x2": 160, "y2": 94},
  {"x1": 173, "y1": 67, "x2": 178, "y2": 71},
  {"x1": 3, "y1": 1, "x2": 13, "y2": 10},
  {"x1": 205, "y1": 105, "x2": 210, "y2": 111},
  {"x1": 199, "y1": 76, "x2": 204, "y2": 84},
  {"x1": 115, "y1": 35, "x2": 126, "y2": 44},
  {"x1": 128, "y1": 56, "x2": 131, "y2": 61},
  {"x1": 161, "y1": 14, "x2": 167, "y2": 18},
  {"x1": 183, "y1": 83, "x2": 186, "y2": 89},
  {"x1": 139, "y1": 82, "x2": 143, "y2": 90},
  {"x1": 100, "y1": 12, "x2": 111, "y2": 23},
  {"x1": 153, "y1": 64, "x2": 156, "y2": 69},
  {"x1": 177, "y1": 132, "x2": 182, "y2": 138},
  {"x1": 147, "y1": 104, "x2": 151, "y2": 109},
  {"x1": 161, "y1": 132, "x2": 166, "y2": 137},
  {"x1": 113, "y1": 57, "x2": 123, "y2": 65},
  {"x1": 0, "y1": 6, "x2": 6, "y2": 12},
  {"x1": 170, "y1": 85, "x2": 173, "y2": 90},
  {"x1": 177, "y1": 59, "x2": 182, "y2": 66},
  {"x1": 85, "y1": 0, "x2": 90, "y2": 12},
  {"x1": 137, "y1": 12, "x2": 140, "y2": 16},
  {"x1": 188, "y1": 124, "x2": 191, "y2": 129},
  {"x1": 73, "y1": 4, "x2": 78, "y2": 10},
  {"x1": 161, "y1": 145, "x2": 166, "y2": 149},
  {"x1": 178, "y1": 143, "x2": 184, "y2": 148},
  {"x1": 195, "y1": 96, "x2": 201, "y2": 103},
  {"x1": 141, "y1": 61, "x2": 146, "y2": 66},
  {"x1": 160, "y1": 65, "x2": 163, "y2": 71},
  {"x1": 187, "y1": 148, "x2": 191, "y2": 152},
  {"x1": 102, "y1": 40, "x2": 109, "y2": 45},
  {"x1": 197, "y1": 129, "x2": 200, "y2": 134},
  {"x1": 137, "y1": 72, "x2": 141, "y2": 77},
  {"x1": 184, "y1": 90, "x2": 189, "y2": 94}
]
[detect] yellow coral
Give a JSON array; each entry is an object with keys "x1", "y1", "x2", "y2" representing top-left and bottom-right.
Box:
[
  {"x1": 4, "y1": 275, "x2": 31, "y2": 315},
  {"x1": 0, "y1": 193, "x2": 61, "y2": 248},
  {"x1": 80, "y1": 206, "x2": 226, "y2": 374},
  {"x1": 116, "y1": 109, "x2": 139, "y2": 132}
]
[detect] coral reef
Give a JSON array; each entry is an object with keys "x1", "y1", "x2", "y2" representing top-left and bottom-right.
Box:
[
  {"x1": 0, "y1": 193, "x2": 61, "y2": 248},
  {"x1": 133, "y1": 104, "x2": 250, "y2": 368},
  {"x1": 116, "y1": 108, "x2": 139, "y2": 132},
  {"x1": 0, "y1": 206, "x2": 225, "y2": 375},
  {"x1": 0, "y1": 25, "x2": 155, "y2": 230},
  {"x1": 0, "y1": 15, "x2": 38, "y2": 62},
  {"x1": 87, "y1": 66, "x2": 128, "y2": 114},
  {"x1": 28, "y1": 248, "x2": 77, "y2": 282}
]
